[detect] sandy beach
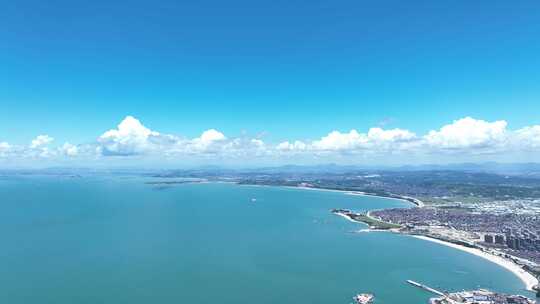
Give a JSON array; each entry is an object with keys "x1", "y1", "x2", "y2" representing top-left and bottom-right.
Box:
[
  {"x1": 411, "y1": 235, "x2": 539, "y2": 292},
  {"x1": 285, "y1": 185, "x2": 425, "y2": 207}
]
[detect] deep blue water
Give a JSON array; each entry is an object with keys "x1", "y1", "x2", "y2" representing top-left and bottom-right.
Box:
[{"x1": 0, "y1": 176, "x2": 531, "y2": 303}]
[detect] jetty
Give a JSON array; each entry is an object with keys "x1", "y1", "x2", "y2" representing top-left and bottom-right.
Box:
[
  {"x1": 406, "y1": 280, "x2": 446, "y2": 297},
  {"x1": 406, "y1": 280, "x2": 463, "y2": 304}
]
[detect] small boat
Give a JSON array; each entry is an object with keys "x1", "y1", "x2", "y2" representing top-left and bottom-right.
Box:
[
  {"x1": 250, "y1": 198, "x2": 257, "y2": 202},
  {"x1": 353, "y1": 293, "x2": 374, "y2": 304}
]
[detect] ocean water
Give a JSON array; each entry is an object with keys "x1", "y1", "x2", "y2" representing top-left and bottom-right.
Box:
[{"x1": 0, "y1": 175, "x2": 532, "y2": 303}]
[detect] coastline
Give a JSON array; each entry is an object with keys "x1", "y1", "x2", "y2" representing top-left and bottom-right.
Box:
[
  {"x1": 290, "y1": 184, "x2": 538, "y2": 293},
  {"x1": 410, "y1": 235, "x2": 539, "y2": 292},
  {"x1": 338, "y1": 210, "x2": 537, "y2": 292},
  {"x1": 334, "y1": 211, "x2": 364, "y2": 224},
  {"x1": 242, "y1": 183, "x2": 539, "y2": 293},
  {"x1": 283, "y1": 185, "x2": 425, "y2": 208}
]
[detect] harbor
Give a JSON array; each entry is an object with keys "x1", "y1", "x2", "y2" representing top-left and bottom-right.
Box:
[{"x1": 406, "y1": 279, "x2": 535, "y2": 304}]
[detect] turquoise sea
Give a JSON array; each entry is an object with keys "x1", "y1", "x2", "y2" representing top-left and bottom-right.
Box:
[{"x1": 0, "y1": 175, "x2": 532, "y2": 303}]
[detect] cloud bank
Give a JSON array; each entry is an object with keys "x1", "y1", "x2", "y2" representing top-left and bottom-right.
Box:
[{"x1": 1, "y1": 116, "x2": 540, "y2": 166}]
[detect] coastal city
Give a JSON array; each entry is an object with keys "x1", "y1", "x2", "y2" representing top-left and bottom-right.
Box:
[
  {"x1": 150, "y1": 166, "x2": 540, "y2": 303},
  {"x1": 3, "y1": 1, "x2": 540, "y2": 303},
  {"x1": 337, "y1": 205, "x2": 540, "y2": 304},
  {"x1": 370, "y1": 206, "x2": 540, "y2": 266}
]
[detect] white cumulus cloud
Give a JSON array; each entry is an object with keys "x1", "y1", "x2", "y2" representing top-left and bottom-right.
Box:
[
  {"x1": 31, "y1": 135, "x2": 54, "y2": 148},
  {"x1": 97, "y1": 117, "x2": 231, "y2": 156},
  {"x1": 4, "y1": 115, "x2": 540, "y2": 164},
  {"x1": 277, "y1": 140, "x2": 307, "y2": 151},
  {"x1": 424, "y1": 117, "x2": 507, "y2": 149},
  {"x1": 221, "y1": 138, "x2": 268, "y2": 157},
  {"x1": 59, "y1": 143, "x2": 79, "y2": 156},
  {"x1": 367, "y1": 127, "x2": 416, "y2": 142},
  {"x1": 199, "y1": 129, "x2": 226, "y2": 142},
  {"x1": 187, "y1": 129, "x2": 227, "y2": 153},
  {"x1": 282, "y1": 127, "x2": 417, "y2": 152},
  {"x1": 514, "y1": 125, "x2": 540, "y2": 149},
  {"x1": 0, "y1": 142, "x2": 10, "y2": 157},
  {"x1": 98, "y1": 116, "x2": 160, "y2": 156},
  {"x1": 312, "y1": 130, "x2": 368, "y2": 151}
]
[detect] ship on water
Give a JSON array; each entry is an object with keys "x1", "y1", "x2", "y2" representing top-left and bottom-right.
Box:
[{"x1": 353, "y1": 293, "x2": 374, "y2": 304}]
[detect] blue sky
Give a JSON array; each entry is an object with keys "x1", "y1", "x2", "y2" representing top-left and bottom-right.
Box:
[{"x1": 1, "y1": 1, "x2": 539, "y2": 166}]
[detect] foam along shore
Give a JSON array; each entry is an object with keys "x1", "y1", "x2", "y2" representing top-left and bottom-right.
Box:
[
  {"x1": 333, "y1": 211, "x2": 363, "y2": 224},
  {"x1": 410, "y1": 235, "x2": 539, "y2": 292}
]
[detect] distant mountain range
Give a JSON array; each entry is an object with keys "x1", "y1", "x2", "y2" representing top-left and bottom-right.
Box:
[
  {"x1": 4, "y1": 162, "x2": 540, "y2": 178},
  {"x1": 237, "y1": 163, "x2": 540, "y2": 177}
]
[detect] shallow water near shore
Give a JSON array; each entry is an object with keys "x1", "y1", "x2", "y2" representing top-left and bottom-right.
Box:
[{"x1": 0, "y1": 176, "x2": 533, "y2": 303}]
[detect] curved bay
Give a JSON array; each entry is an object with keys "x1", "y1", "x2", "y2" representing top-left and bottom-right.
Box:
[{"x1": 0, "y1": 177, "x2": 529, "y2": 303}]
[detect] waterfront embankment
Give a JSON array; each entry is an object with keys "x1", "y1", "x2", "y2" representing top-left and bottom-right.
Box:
[{"x1": 411, "y1": 235, "x2": 539, "y2": 292}]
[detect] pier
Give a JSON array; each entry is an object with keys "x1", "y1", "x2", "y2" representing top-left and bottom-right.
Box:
[{"x1": 406, "y1": 280, "x2": 446, "y2": 297}]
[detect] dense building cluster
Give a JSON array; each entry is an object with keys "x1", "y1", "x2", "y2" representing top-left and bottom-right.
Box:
[
  {"x1": 371, "y1": 207, "x2": 540, "y2": 265},
  {"x1": 371, "y1": 208, "x2": 539, "y2": 234},
  {"x1": 484, "y1": 229, "x2": 540, "y2": 252}
]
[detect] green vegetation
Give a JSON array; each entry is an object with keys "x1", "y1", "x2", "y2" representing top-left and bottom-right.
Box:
[{"x1": 351, "y1": 213, "x2": 402, "y2": 230}]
